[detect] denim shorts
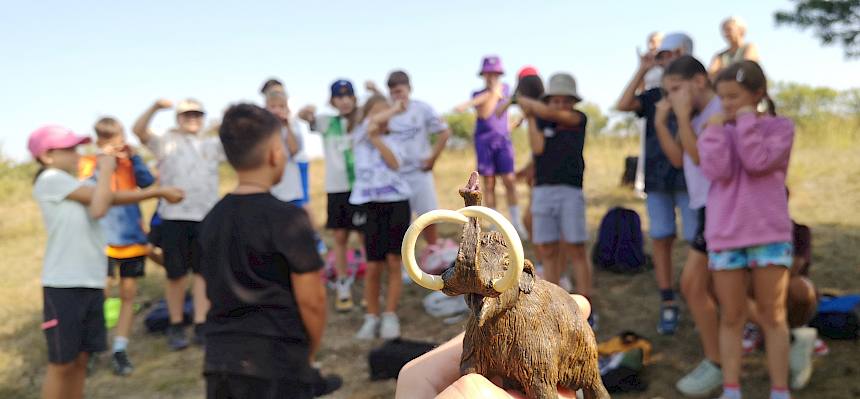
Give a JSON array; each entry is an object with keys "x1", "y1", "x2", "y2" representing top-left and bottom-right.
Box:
[
  {"x1": 708, "y1": 242, "x2": 793, "y2": 271},
  {"x1": 645, "y1": 190, "x2": 698, "y2": 242}
]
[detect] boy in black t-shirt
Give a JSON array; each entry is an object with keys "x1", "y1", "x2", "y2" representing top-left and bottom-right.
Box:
[
  {"x1": 517, "y1": 73, "x2": 596, "y2": 328},
  {"x1": 199, "y1": 103, "x2": 341, "y2": 399}
]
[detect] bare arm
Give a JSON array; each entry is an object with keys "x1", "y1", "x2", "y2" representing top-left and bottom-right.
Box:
[
  {"x1": 654, "y1": 108, "x2": 685, "y2": 167},
  {"x1": 133, "y1": 99, "x2": 172, "y2": 145},
  {"x1": 474, "y1": 87, "x2": 504, "y2": 120},
  {"x1": 67, "y1": 184, "x2": 184, "y2": 209},
  {"x1": 66, "y1": 156, "x2": 115, "y2": 218},
  {"x1": 371, "y1": 136, "x2": 400, "y2": 170},
  {"x1": 677, "y1": 116, "x2": 700, "y2": 165},
  {"x1": 708, "y1": 54, "x2": 723, "y2": 79},
  {"x1": 527, "y1": 115, "x2": 545, "y2": 155},
  {"x1": 517, "y1": 97, "x2": 583, "y2": 126},
  {"x1": 284, "y1": 123, "x2": 299, "y2": 157},
  {"x1": 424, "y1": 128, "x2": 450, "y2": 171},
  {"x1": 616, "y1": 53, "x2": 654, "y2": 112},
  {"x1": 291, "y1": 271, "x2": 327, "y2": 359},
  {"x1": 454, "y1": 91, "x2": 491, "y2": 113},
  {"x1": 744, "y1": 42, "x2": 760, "y2": 62}
]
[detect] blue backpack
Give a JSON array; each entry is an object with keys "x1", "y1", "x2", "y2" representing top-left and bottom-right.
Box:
[
  {"x1": 809, "y1": 294, "x2": 860, "y2": 340},
  {"x1": 592, "y1": 207, "x2": 648, "y2": 274}
]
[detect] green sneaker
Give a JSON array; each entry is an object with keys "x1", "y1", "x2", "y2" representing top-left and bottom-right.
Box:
[{"x1": 676, "y1": 359, "x2": 722, "y2": 398}]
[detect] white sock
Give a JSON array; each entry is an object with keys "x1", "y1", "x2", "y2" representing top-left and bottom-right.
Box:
[
  {"x1": 113, "y1": 336, "x2": 129, "y2": 353},
  {"x1": 509, "y1": 206, "x2": 521, "y2": 223}
]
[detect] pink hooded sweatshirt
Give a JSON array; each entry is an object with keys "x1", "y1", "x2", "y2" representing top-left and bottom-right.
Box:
[{"x1": 698, "y1": 112, "x2": 795, "y2": 252}]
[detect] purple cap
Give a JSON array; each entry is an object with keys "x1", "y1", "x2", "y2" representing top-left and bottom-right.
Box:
[{"x1": 479, "y1": 55, "x2": 504, "y2": 76}]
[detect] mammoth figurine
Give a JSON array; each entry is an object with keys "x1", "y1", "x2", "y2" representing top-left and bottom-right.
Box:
[{"x1": 402, "y1": 172, "x2": 609, "y2": 399}]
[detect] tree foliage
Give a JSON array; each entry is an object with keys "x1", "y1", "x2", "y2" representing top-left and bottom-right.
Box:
[
  {"x1": 775, "y1": 0, "x2": 860, "y2": 57},
  {"x1": 576, "y1": 102, "x2": 608, "y2": 136}
]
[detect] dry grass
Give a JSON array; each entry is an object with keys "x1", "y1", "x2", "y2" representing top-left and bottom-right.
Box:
[{"x1": 1, "y1": 129, "x2": 859, "y2": 398}]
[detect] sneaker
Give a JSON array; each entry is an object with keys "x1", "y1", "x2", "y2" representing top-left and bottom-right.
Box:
[
  {"x1": 310, "y1": 368, "x2": 343, "y2": 397},
  {"x1": 355, "y1": 314, "x2": 380, "y2": 340},
  {"x1": 657, "y1": 303, "x2": 679, "y2": 335},
  {"x1": 380, "y1": 312, "x2": 401, "y2": 339},
  {"x1": 112, "y1": 351, "x2": 134, "y2": 376},
  {"x1": 790, "y1": 327, "x2": 816, "y2": 390},
  {"x1": 675, "y1": 359, "x2": 722, "y2": 397},
  {"x1": 814, "y1": 338, "x2": 829, "y2": 356},
  {"x1": 167, "y1": 324, "x2": 189, "y2": 351},
  {"x1": 742, "y1": 323, "x2": 762, "y2": 355},
  {"x1": 193, "y1": 323, "x2": 206, "y2": 346},
  {"x1": 335, "y1": 279, "x2": 354, "y2": 312}
]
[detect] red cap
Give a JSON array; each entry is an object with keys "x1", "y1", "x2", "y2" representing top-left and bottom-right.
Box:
[{"x1": 517, "y1": 66, "x2": 539, "y2": 80}]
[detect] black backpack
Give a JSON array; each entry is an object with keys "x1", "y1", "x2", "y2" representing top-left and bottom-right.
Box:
[
  {"x1": 369, "y1": 339, "x2": 436, "y2": 380},
  {"x1": 592, "y1": 207, "x2": 649, "y2": 274}
]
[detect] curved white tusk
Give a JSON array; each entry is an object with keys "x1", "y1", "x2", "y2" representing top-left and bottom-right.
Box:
[
  {"x1": 401, "y1": 209, "x2": 469, "y2": 291},
  {"x1": 458, "y1": 206, "x2": 524, "y2": 293}
]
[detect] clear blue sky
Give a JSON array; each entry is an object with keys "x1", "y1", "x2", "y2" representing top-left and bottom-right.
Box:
[{"x1": 2, "y1": 0, "x2": 858, "y2": 161}]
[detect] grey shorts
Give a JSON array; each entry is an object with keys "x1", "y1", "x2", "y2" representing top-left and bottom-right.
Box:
[
  {"x1": 402, "y1": 171, "x2": 439, "y2": 216},
  {"x1": 531, "y1": 185, "x2": 588, "y2": 244}
]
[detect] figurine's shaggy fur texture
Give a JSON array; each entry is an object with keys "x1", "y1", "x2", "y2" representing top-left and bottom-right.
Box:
[{"x1": 439, "y1": 172, "x2": 609, "y2": 399}]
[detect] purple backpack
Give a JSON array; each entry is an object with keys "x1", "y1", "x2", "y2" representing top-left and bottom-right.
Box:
[{"x1": 592, "y1": 207, "x2": 648, "y2": 274}]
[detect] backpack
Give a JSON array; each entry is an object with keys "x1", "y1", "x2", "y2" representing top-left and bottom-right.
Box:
[
  {"x1": 144, "y1": 296, "x2": 195, "y2": 333},
  {"x1": 592, "y1": 207, "x2": 649, "y2": 274},
  {"x1": 809, "y1": 294, "x2": 860, "y2": 340},
  {"x1": 621, "y1": 156, "x2": 638, "y2": 187},
  {"x1": 368, "y1": 339, "x2": 437, "y2": 380}
]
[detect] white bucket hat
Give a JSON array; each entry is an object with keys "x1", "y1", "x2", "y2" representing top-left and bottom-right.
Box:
[{"x1": 542, "y1": 73, "x2": 582, "y2": 102}]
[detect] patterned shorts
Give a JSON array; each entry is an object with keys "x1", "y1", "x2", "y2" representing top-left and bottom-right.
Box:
[{"x1": 708, "y1": 242, "x2": 793, "y2": 271}]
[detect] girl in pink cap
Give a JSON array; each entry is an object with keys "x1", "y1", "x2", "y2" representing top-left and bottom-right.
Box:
[{"x1": 28, "y1": 125, "x2": 182, "y2": 399}]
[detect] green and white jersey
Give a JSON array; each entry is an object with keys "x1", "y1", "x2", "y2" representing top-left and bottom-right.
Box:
[{"x1": 314, "y1": 115, "x2": 355, "y2": 193}]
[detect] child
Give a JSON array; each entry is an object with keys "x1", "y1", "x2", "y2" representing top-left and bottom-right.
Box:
[
  {"x1": 385, "y1": 70, "x2": 451, "y2": 250},
  {"x1": 652, "y1": 56, "x2": 723, "y2": 396},
  {"x1": 350, "y1": 95, "x2": 412, "y2": 340},
  {"x1": 132, "y1": 98, "x2": 224, "y2": 350},
  {"x1": 516, "y1": 73, "x2": 595, "y2": 327},
  {"x1": 454, "y1": 56, "x2": 527, "y2": 239},
  {"x1": 29, "y1": 125, "x2": 181, "y2": 399},
  {"x1": 200, "y1": 103, "x2": 341, "y2": 399},
  {"x1": 615, "y1": 32, "x2": 696, "y2": 335},
  {"x1": 699, "y1": 60, "x2": 795, "y2": 399},
  {"x1": 298, "y1": 79, "x2": 366, "y2": 312},
  {"x1": 78, "y1": 117, "x2": 159, "y2": 376},
  {"x1": 260, "y1": 82, "x2": 305, "y2": 205}
]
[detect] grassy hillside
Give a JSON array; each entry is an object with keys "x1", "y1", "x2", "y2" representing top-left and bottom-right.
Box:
[{"x1": 1, "y1": 126, "x2": 858, "y2": 398}]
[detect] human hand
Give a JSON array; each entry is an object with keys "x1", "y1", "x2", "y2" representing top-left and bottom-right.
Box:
[
  {"x1": 655, "y1": 99, "x2": 672, "y2": 125},
  {"x1": 638, "y1": 49, "x2": 656, "y2": 71},
  {"x1": 707, "y1": 113, "x2": 725, "y2": 128},
  {"x1": 96, "y1": 154, "x2": 117, "y2": 173},
  {"x1": 159, "y1": 187, "x2": 185, "y2": 204},
  {"x1": 153, "y1": 99, "x2": 173, "y2": 110},
  {"x1": 393, "y1": 100, "x2": 407, "y2": 113},
  {"x1": 669, "y1": 84, "x2": 693, "y2": 119},
  {"x1": 298, "y1": 105, "x2": 316, "y2": 122},
  {"x1": 421, "y1": 157, "x2": 436, "y2": 171},
  {"x1": 365, "y1": 80, "x2": 380, "y2": 93},
  {"x1": 396, "y1": 295, "x2": 590, "y2": 399}
]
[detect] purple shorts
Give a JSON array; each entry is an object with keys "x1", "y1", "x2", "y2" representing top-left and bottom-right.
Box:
[{"x1": 476, "y1": 135, "x2": 515, "y2": 176}]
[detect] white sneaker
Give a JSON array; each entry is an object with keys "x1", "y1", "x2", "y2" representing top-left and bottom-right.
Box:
[
  {"x1": 675, "y1": 359, "x2": 722, "y2": 397},
  {"x1": 790, "y1": 327, "x2": 816, "y2": 390},
  {"x1": 379, "y1": 312, "x2": 401, "y2": 339},
  {"x1": 334, "y1": 279, "x2": 354, "y2": 312},
  {"x1": 355, "y1": 314, "x2": 380, "y2": 340}
]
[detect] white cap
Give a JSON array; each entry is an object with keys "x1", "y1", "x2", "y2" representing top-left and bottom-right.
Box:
[{"x1": 658, "y1": 32, "x2": 694, "y2": 55}]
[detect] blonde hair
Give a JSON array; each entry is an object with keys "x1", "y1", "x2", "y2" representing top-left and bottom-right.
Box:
[
  {"x1": 721, "y1": 16, "x2": 747, "y2": 35},
  {"x1": 94, "y1": 117, "x2": 123, "y2": 139},
  {"x1": 361, "y1": 95, "x2": 390, "y2": 122}
]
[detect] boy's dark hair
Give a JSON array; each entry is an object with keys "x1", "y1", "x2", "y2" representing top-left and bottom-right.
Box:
[
  {"x1": 663, "y1": 55, "x2": 708, "y2": 80},
  {"x1": 260, "y1": 78, "x2": 284, "y2": 95},
  {"x1": 387, "y1": 70, "x2": 410, "y2": 88},
  {"x1": 714, "y1": 60, "x2": 776, "y2": 115},
  {"x1": 94, "y1": 117, "x2": 123, "y2": 139},
  {"x1": 219, "y1": 103, "x2": 282, "y2": 170}
]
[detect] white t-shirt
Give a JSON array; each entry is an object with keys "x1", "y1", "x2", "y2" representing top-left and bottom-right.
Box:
[
  {"x1": 349, "y1": 120, "x2": 412, "y2": 205},
  {"x1": 313, "y1": 115, "x2": 354, "y2": 194},
  {"x1": 33, "y1": 169, "x2": 106, "y2": 288},
  {"x1": 146, "y1": 128, "x2": 225, "y2": 221},
  {"x1": 644, "y1": 66, "x2": 664, "y2": 91},
  {"x1": 686, "y1": 96, "x2": 720, "y2": 209},
  {"x1": 271, "y1": 121, "x2": 305, "y2": 202},
  {"x1": 387, "y1": 99, "x2": 449, "y2": 174}
]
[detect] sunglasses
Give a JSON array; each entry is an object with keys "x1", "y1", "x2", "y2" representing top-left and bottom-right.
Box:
[{"x1": 179, "y1": 111, "x2": 205, "y2": 119}]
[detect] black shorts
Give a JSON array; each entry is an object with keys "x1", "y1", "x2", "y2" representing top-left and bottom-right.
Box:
[
  {"x1": 362, "y1": 201, "x2": 411, "y2": 262},
  {"x1": 205, "y1": 374, "x2": 313, "y2": 399},
  {"x1": 42, "y1": 287, "x2": 107, "y2": 364},
  {"x1": 148, "y1": 224, "x2": 163, "y2": 248},
  {"x1": 325, "y1": 192, "x2": 365, "y2": 230},
  {"x1": 108, "y1": 256, "x2": 146, "y2": 278},
  {"x1": 691, "y1": 208, "x2": 708, "y2": 254},
  {"x1": 160, "y1": 220, "x2": 202, "y2": 280}
]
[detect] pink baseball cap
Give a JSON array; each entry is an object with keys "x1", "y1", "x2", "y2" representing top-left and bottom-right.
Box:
[{"x1": 27, "y1": 125, "x2": 91, "y2": 158}]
